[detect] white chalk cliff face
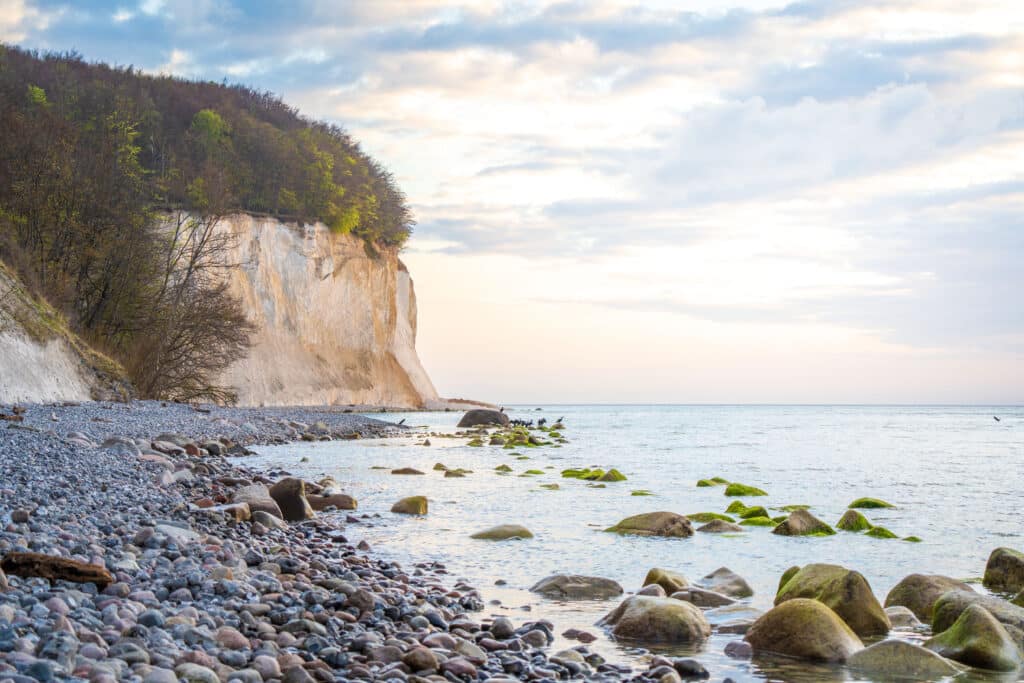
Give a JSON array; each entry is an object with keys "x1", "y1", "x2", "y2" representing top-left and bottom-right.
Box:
[{"x1": 216, "y1": 214, "x2": 441, "y2": 408}]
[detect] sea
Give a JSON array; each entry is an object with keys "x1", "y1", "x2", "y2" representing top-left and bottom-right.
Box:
[{"x1": 249, "y1": 405, "x2": 1023, "y2": 682}]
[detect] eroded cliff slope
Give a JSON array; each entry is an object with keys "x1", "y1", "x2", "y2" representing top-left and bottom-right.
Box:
[{"x1": 216, "y1": 214, "x2": 440, "y2": 408}]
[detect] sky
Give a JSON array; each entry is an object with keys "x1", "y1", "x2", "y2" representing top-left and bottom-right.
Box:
[{"x1": 3, "y1": 0, "x2": 1023, "y2": 403}]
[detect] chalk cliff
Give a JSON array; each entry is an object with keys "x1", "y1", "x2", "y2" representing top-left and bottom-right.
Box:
[{"x1": 215, "y1": 214, "x2": 441, "y2": 408}]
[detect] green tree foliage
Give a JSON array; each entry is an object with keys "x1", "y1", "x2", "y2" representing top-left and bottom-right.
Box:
[{"x1": 0, "y1": 45, "x2": 414, "y2": 400}]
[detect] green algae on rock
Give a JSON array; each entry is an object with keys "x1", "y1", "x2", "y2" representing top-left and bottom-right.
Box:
[
  {"x1": 599, "y1": 468, "x2": 627, "y2": 482},
  {"x1": 739, "y1": 516, "x2": 776, "y2": 526},
  {"x1": 884, "y1": 574, "x2": 974, "y2": 623},
  {"x1": 745, "y1": 598, "x2": 863, "y2": 663},
  {"x1": 836, "y1": 509, "x2": 873, "y2": 532},
  {"x1": 925, "y1": 604, "x2": 1022, "y2": 672},
  {"x1": 724, "y1": 483, "x2": 767, "y2": 497},
  {"x1": 631, "y1": 489, "x2": 654, "y2": 496},
  {"x1": 866, "y1": 526, "x2": 899, "y2": 539},
  {"x1": 725, "y1": 501, "x2": 748, "y2": 515},
  {"x1": 738, "y1": 505, "x2": 768, "y2": 519},
  {"x1": 605, "y1": 511, "x2": 694, "y2": 538},
  {"x1": 848, "y1": 497, "x2": 895, "y2": 509},
  {"x1": 772, "y1": 509, "x2": 836, "y2": 536},
  {"x1": 391, "y1": 496, "x2": 428, "y2": 515},
  {"x1": 686, "y1": 512, "x2": 735, "y2": 523},
  {"x1": 599, "y1": 595, "x2": 711, "y2": 644},
  {"x1": 983, "y1": 547, "x2": 1024, "y2": 593},
  {"x1": 644, "y1": 567, "x2": 690, "y2": 594},
  {"x1": 775, "y1": 563, "x2": 890, "y2": 637}
]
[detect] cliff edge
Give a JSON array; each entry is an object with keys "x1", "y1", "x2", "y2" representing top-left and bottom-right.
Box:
[{"x1": 216, "y1": 214, "x2": 442, "y2": 408}]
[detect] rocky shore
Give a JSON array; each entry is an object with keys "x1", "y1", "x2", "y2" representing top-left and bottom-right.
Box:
[{"x1": 0, "y1": 402, "x2": 645, "y2": 683}]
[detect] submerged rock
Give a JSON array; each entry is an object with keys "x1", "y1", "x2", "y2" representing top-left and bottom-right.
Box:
[
  {"x1": 697, "y1": 519, "x2": 744, "y2": 533},
  {"x1": 745, "y1": 598, "x2": 863, "y2": 662},
  {"x1": 669, "y1": 587, "x2": 735, "y2": 607},
  {"x1": 644, "y1": 568, "x2": 689, "y2": 594},
  {"x1": 984, "y1": 547, "x2": 1024, "y2": 593},
  {"x1": 775, "y1": 563, "x2": 890, "y2": 637},
  {"x1": 605, "y1": 511, "x2": 693, "y2": 538},
  {"x1": 391, "y1": 496, "x2": 428, "y2": 514},
  {"x1": 866, "y1": 526, "x2": 898, "y2": 539},
  {"x1": 698, "y1": 567, "x2": 753, "y2": 598},
  {"x1": 530, "y1": 574, "x2": 624, "y2": 599},
  {"x1": 599, "y1": 595, "x2": 711, "y2": 643},
  {"x1": 848, "y1": 639, "x2": 964, "y2": 679},
  {"x1": 470, "y1": 524, "x2": 533, "y2": 540},
  {"x1": 391, "y1": 467, "x2": 425, "y2": 475},
  {"x1": 686, "y1": 512, "x2": 735, "y2": 523},
  {"x1": 925, "y1": 604, "x2": 1022, "y2": 672},
  {"x1": 772, "y1": 509, "x2": 835, "y2": 536},
  {"x1": 884, "y1": 574, "x2": 974, "y2": 622}
]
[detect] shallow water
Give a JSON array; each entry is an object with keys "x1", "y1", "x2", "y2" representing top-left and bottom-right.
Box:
[{"x1": 250, "y1": 405, "x2": 1024, "y2": 681}]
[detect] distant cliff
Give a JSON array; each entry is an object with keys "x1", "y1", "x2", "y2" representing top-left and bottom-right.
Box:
[{"x1": 215, "y1": 214, "x2": 440, "y2": 408}]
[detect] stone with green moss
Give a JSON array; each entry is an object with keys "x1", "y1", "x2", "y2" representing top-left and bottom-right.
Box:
[
  {"x1": 599, "y1": 468, "x2": 627, "y2": 482},
  {"x1": 391, "y1": 496, "x2": 428, "y2": 515},
  {"x1": 539, "y1": 483, "x2": 560, "y2": 490},
  {"x1": 739, "y1": 505, "x2": 768, "y2": 519},
  {"x1": 467, "y1": 438, "x2": 484, "y2": 447},
  {"x1": 631, "y1": 489, "x2": 654, "y2": 496},
  {"x1": 696, "y1": 479, "x2": 719, "y2": 487},
  {"x1": 523, "y1": 469, "x2": 544, "y2": 475},
  {"x1": 587, "y1": 483, "x2": 606, "y2": 488},
  {"x1": 777, "y1": 504, "x2": 810, "y2": 512},
  {"x1": 686, "y1": 512, "x2": 735, "y2": 523},
  {"x1": 903, "y1": 536, "x2": 922, "y2": 543},
  {"x1": 711, "y1": 476, "x2": 730, "y2": 484},
  {"x1": 725, "y1": 483, "x2": 767, "y2": 497},
  {"x1": 848, "y1": 497, "x2": 895, "y2": 509},
  {"x1": 739, "y1": 516, "x2": 776, "y2": 526},
  {"x1": 605, "y1": 511, "x2": 694, "y2": 537},
  {"x1": 925, "y1": 604, "x2": 1021, "y2": 671},
  {"x1": 772, "y1": 510, "x2": 836, "y2": 537},
  {"x1": 495, "y1": 464, "x2": 513, "y2": 473},
  {"x1": 776, "y1": 563, "x2": 890, "y2": 637},
  {"x1": 866, "y1": 526, "x2": 898, "y2": 539},
  {"x1": 771, "y1": 515, "x2": 788, "y2": 523},
  {"x1": 778, "y1": 566, "x2": 801, "y2": 594},
  {"x1": 725, "y1": 501, "x2": 748, "y2": 514},
  {"x1": 837, "y1": 509, "x2": 873, "y2": 532}
]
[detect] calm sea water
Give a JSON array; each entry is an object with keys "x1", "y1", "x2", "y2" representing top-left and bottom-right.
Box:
[{"x1": 250, "y1": 405, "x2": 1023, "y2": 682}]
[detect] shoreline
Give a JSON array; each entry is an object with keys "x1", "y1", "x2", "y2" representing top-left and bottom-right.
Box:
[{"x1": 0, "y1": 400, "x2": 627, "y2": 682}]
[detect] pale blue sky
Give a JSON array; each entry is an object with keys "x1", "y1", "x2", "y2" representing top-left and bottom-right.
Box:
[{"x1": 3, "y1": 0, "x2": 1022, "y2": 402}]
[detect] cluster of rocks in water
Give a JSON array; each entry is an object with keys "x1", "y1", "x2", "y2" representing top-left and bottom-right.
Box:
[{"x1": 3, "y1": 401, "x2": 1024, "y2": 682}]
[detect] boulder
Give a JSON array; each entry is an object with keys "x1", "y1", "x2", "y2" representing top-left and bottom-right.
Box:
[
  {"x1": 457, "y1": 409, "x2": 510, "y2": 428},
  {"x1": 268, "y1": 478, "x2": 314, "y2": 521},
  {"x1": 599, "y1": 596, "x2": 711, "y2": 643},
  {"x1": 696, "y1": 519, "x2": 744, "y2": 533},
  {"x1": 669, "y1": 587, "x2": 735, "y2": 607},
  {"x1": 1, "y1": 552, "x2": 114, "y2": 588},
  {"x1": 644, "y1": 568, "x2": 689, "y2": 594},
  {"x1": 931, "y1": 590, "x2": 1024, "y2": 635},
  {"x1": 391, "y1": 496, "x2": 428, "y2": 515},
  {"x1": 984, "y1": 547, "x2": 1024, "y2": 593},
  {"x1": 836, "y1": 509, "x2": 873, "y2": 532},
  {"x1": 771, "y1": 509, "x2": 835, "y2": 536},
  {"x1": 775, "y1": 563, "x2": 890, "y2": 637},
  {"x1": 308, "y1": 494, "x2": 357, "y2": 511},
  {"x1": 884, "y1": 574, "x2": 974, "y2": 622},
  {"x1": 391, "y1": 467, "x2": 425, "y2": 475},
  {"x1": 470, "y1": 524, "x2": 533, "y2": 540},
  {"x1": 698, "y1": 567, "x2": 753, "y2": 598},
  {"x1": 724, "y1": 483, "x2": 767, "y2": 496},
  {"x1": 745, "y1": 598, "x2": 863, "y2": 662},
  {"x1": 605, "y1": 512, "x2": 693, "y2": 538},
  {"x1": 925, "y1": 604, "x2": 1022, "y2": 672},
  {"x1": 233, "y1": 484, "x2": 284, "y2": 519},
  {"x1": 530, "y1": 574, "x2": 624, "y2": 599},
  {"x1": 884, "y1": 606, "x2": 923, "y2": 629},
  {"x1": 848, "y1": 640, "x2": 964, "y2": 679},
  {"x1": 848, "y1": 497, "x2": 894, "y2": 509}
]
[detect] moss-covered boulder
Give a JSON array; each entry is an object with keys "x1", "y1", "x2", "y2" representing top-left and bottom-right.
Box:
[
  {"x1": 605, "y1": 512, "x2": 693, "y2": 538},
  {"x1": 643, "y1": 568, "x2": 689, "y2": 594},
  {"x1": 494, "y1": 464, "x2": 512, "y2": 473},
  {"x1": 686, "y1": 512, "x2": 735, "y2": 523},
  {"x1": 724, "y1": 483, "x2": 767, "y2": 497},
  {"x1": 776, "y1": 504, "x2": 810, "y2": 512},
  {"x1": 932, "y1": 590, "x2": 1024, "y2": 635},
  {"x1": 630, "y1": 489, "x2": 653, "y2": 496},
  {"x1": 697, "y1": 477, "x2": 729, "y2": 487},
  {"x1": 745, "y1": 598, "x2": 863, "y2": 662},
  {"x1": 925, "y1": 604, "x2": 1022, "y2": 672},
  {"x1": 836, "y1": 509, "x2": 873, "y2": 532},
  {"x1": 739, "y1": 516, "x2": 775, "y2": 526},
  {"x1": 737, "y1": 505, "x2": 768, "y2": 519},
  {"x1": 848, "y1": 497, "x2": 894, "y2": 509},
  {"x1": 725, "y1": 501, "x2": 749, "y2": 514},
  {"x1": 470, "y1": 524, "x2": 533, "y2": 540},
  {"x1": 530, "y1": 574, "x2": 623, "y2": 600},
  {"x1": 884, "y1": 574, "x2": 974, "y2": 623},
  {"x1": 772, "y1": 509, "x2": 835, "y2": 536},
  {"x1": 903, "y1": 535, "x2": 922, "y2": 542},
  {"x1": 391, "y1": 496, "x2": 428, "y2": 515},
  {"x1": 697, "y1": 519, "x2": 744, "y2": 533},
  {"x1": 669, "y1": 587, "x2": 735, "y2": 608},
  {"x1": 599, "y1": 468, "x2": 627, "y2": 482},
  {"x1": 848, "y1": 640, "x2": 964, "y2": 680},
  {"x1": 698, "y1": 567, "x2": 753, "y2": 598},
  {"x1": 775, "y1": 563, "x2": 890, "y2": 637},
  {"x1": 866, "y1": 526, "x2": 898, "y2": 539},
  {"x1": 599, "y1": 595, "x2": 711, "y2": 643},
  {"x1": 778, "y1": 566, "x2": 801, "y2": 594},
  {"x1": 984, "y1": 547, "x2": 1024, "y2": 593}
]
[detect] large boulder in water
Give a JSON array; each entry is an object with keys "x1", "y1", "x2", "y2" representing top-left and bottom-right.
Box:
[
  {"x1": 233, "y1": 484, "x2": 284, "y2": 519},
  {"x1": 605, "y1": 512, "x2": 693, "y2": 538},
  {"x1": 984, "y1": 547, "x2": 1024, "y2": 593},
  {"x1": 884, "y1": 574, "x2": 974, "y2": 623},
  {"x1": 744, "y1": 598, "x2": 863, "y2": 662},
  {"x1": 530, "y1": 575, "x2": 623, "y2": 599},
  {"x1": 643, "y1": 568, "x2": 689, "y2": 594},
  {"x1": 470, "y1": 524, "x2": 533, "y2": 540},
  {"x1": 698, "y1": 567, "x2": 753, "y2": 598},
  {"x1": 848, "y1": 640, "x2": 964, "y2": 679},
  {"x1": 598, "y1": 595, "x2": 710, "y2": 643},
  {"x1": 457, "y1": 409, "x2": 509, "y2": 428},
  {"x1": 772, "y1": 509, "x2": 835, "y2": 536},
  {"x1": 391, "y1": 496, "x2": 428, "y2": 515},
  {"x1": 268, "y1": 478, "x2": 314, "y2": 521},
  {"x1": 775, "y1": 563, "x2": 890, "y2": 637},
  {"x1": 925, "y1": 604, "x2": 1022, "y2": 672},
  {"x1": 932, "y1": 590, "x2": 1024, "y2": 636}
]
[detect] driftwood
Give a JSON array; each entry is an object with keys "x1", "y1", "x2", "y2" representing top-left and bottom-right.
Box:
[{"x1": 0, "y1": 552, "x2": 114, "y2": 588}]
